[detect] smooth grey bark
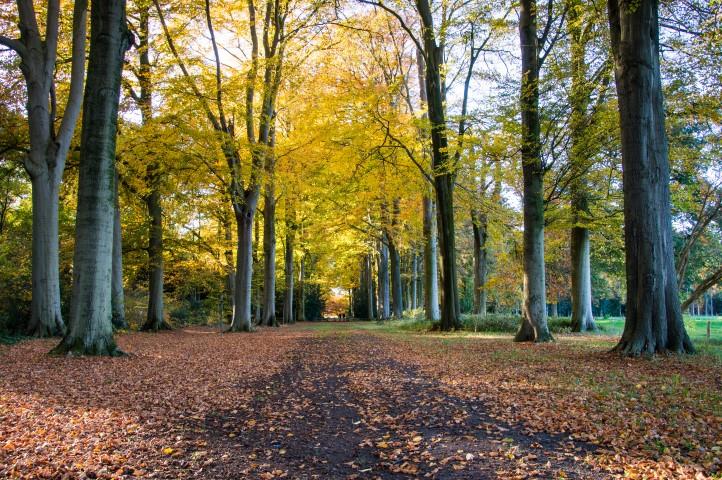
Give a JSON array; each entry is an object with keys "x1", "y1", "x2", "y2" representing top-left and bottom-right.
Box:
[
  {"x1": 549, "y1": 302, "x2": 558, "y2": 318},
  {"x1": 422, "y1": 196, "x2": 440, "y2": 321},
  {"x1": 111, "y1": 170, "x2": 127, "y2": 329},
  {"x1": 608, "y1": 0, "x2": 693, "y2": 355},
  {"x1": 389, "y1": 240, "x2": 402, "y2": 318},
  {"x1": 297, "y1": 252, "x2": 306, "y2": 322},
  {"x1": 1, "y1": 0, "x2": 88, "y2": 337},
  {"x1": 28, "y1": 176, "x2": 63, "y2": 336},
  {"x1": 471, "y1": 209, "x2": 488, "y2": 316},
  {"x1": 52, "y1": 0, "x2": 128, "y2": 356},
  {"x1": 378, "y1": 236, "x2": 390, "y2": 319},
  {"x1": 415, "y1": 46, "x2": 439, "y2": 323},
  {"x1": 388, "y1": 201, "x2": 403, "y2": 318},
  {"x1": 231, "y1": 196, "x2": 260, "y2": 332},
  {"x1": 568, "y1": 0, "x2": 596, "y2": 332},
  {"x1": 515, "y1": 0, "x2": 553, "y2": 343},
  {"x1": 253, "y1": 214, "x2": 262, "y2": 324},
  {"x1": 417, "y1": 0, "x2": 460, "y2": 330},
  {"x1": 223, "y1": 215, "x2": 235, "y2": 317},
  {"x1": 262, "y1": 182, "x2": 278, "y2": 326},
  {"x1": 366, "y1": 252, "x2": 375, "y2": 319},
  {"x1": 410, "y1": 252, "x2": 418, "y2": 310},
  {"x1": 283, "y1": 197, "x2": 295, "y2": 324},
  {"x1": 570, "y1": 227, "x2": 596, "y2": 331}
]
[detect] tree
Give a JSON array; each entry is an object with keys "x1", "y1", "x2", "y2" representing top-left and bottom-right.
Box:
[
  {"x1": 52, "y1": 0, "x2": 130, "y2": 355},
  {"x1": 386, "y1": 200, "x2": 403, "y2": 318},
  {"x1": 111, "y1": 168, "x2": 127, "y2": 329},
  {"x1": 567, "y1": 0, "x2": 600, "y2": 332},
  {"x1": 0, "y1": 0, "x2": 88, "y2": 336},
  {"x1": 607, "y1": 0, "x2": 694, "y2": 355},
  {"x1": 515, "y1": 0, "x2": 552, "y2": 342},
  {"x1": 126, "y1": 0, "x2": 170, "y2": 332},
  {"x1": 283, "y1": 194, "x2": 295, "y2": 324},
  {"x1": 416, "y1": 0, "x2": 461, "y2": 330},
  {"x1": 417, "y1": 54, "x2": 440, "y2": 323}
]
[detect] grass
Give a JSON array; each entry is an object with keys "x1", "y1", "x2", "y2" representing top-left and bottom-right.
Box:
[
  {"x1": 596, "y1": 316, "x2": 722, "y2": 357},
  {"x1": 301, "y1": 314, "x2": 722, "y2": 359}
]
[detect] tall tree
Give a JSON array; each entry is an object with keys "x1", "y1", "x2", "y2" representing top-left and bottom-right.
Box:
[
  {"x1": 567, "y1": 0, "x2": 597, "y2": 332},
  {"x1": 282, "y1": 195, "x2": 295, "y2": 324},
  {"x1": 607, "y1": 0, "x2": 694, "y2": 354},
  {"x1": 127, "y1": 1, "x2": 169, "y2": 331},
  {"x1": 155, "y1": 0, "x2": 287, "y2": 332},
  {"x1": 515, "y1": 0, "x2": 553, "y2": 342},
  {"x1": 377, "y1": 234, "x2": 391, "y2": 319},
  {"x1": 386, "y1": 200, "x2": 403, "y2": 318},
  {"x1": 0, "y1": 0, "x2": 88, "y2": 336},
  {"x1": 52, "y1": 0, "x2": 130, "y2": 355},
  {"x1": 263, "y1": 171, "x2": 278, "y2": 326},
  {"x1": 416, "y1": 48, "x2": 440, "y2": 323},
  {"x1": 111, "y1": 169, "x2": 127, "y2": 329},
  {"x1": 471, "y1": 207, "x2": 488, "y2": 316},
  {"x1": 416, "y1": 0, "x2": 461, "y2": 330}
]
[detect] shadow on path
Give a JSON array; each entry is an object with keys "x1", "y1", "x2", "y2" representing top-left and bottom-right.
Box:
[{"x1": 182, "y1": 332, "x2": 608, "y2": 479}]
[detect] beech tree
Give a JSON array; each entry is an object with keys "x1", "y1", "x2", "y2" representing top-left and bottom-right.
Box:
[
  {"x1": 52, "y1": 0, "x2": 130, "y2": 355},
  {"x1": 566, "y1": 0, "x2": 602, "y2": 332},
  {"x1": 607, "y1": 0, "x2": 694, "y2": 355},
  {"x1": 127, "y1": 0, "x2": 169, "y2": 332},
  {"x1": 515, "y1": 0, "x2": 552, "y2": 342},
  {"x1": 0, "y1": 0, "x2": 88, "y2": 336}
]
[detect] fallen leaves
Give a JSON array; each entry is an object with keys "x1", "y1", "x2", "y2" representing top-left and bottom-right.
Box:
[{"x1": 0, "y1": 325, "x2": 719, "y2": 479}]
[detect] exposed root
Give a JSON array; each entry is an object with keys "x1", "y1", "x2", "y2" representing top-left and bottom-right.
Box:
[
  {"x1": 140, "y1": 320, "x2": 173, "y2": 332},
  {"x1": 50, "y1": 336, "x2": 125, "y2": 357}
]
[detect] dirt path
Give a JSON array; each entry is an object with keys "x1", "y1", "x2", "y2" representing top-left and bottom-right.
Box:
[{"x1": 184, "y1": 330, "x2": 608, "y2": 479}]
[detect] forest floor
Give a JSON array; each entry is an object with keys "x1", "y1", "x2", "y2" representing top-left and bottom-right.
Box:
[{"x1": 0, "y1": 323, "x2": 720, "y2": 479}]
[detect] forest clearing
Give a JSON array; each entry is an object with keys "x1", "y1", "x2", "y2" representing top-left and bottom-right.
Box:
[{"x1": 1, "y1": 0, "x2": 721, "y2": 478}]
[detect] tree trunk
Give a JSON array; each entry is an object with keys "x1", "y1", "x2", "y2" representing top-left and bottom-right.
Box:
[
  {"x1": 608, "y1": 0, "x2": 694, "y2": 355},
  {"x1": 10, "y1": 0, "x2": 88, "y2": 337},
  {"x1": 27, "y1": 174, "x2": 64, "y2": 336},
  {"x1": 53, "y1": 0, "x2": 128, "y2": 356},
  {"x1": 366, "y1": 252, "x2": 375, "y2": 319},
  {"x1": 111, "y1": 169, "x2": 127, "y2": 329},
  {"x1": 570, "y1": 227, "x2": 596, "y2": 331},
  {"x1": 568, "y1": 0, "x2": 596, "y2": 333},
  {"x1": 229, "y1": 190, "x2": 260, "y2": 332},
  {"x1": 411, "y1": 252, "x2": 418, "y2": 310},
  {"x1": 297, "y1": 253, "x2": 306, "y2": 322},
  {"x1": 417, "y1": 0, "x2": 460, "y2": 330},
  {"x1": 253, "y1": 214, "x2": 262, "y2": 324},
  {"x1": 423, "y1": 196, "x2": 440, "y2": 321},
  {"x1": 378, "y1": 236, "x2": 390, "y2": 319},
  {"x1": 388, "y1": 235, "x2": 403, "y2": 318},
  {"x1": 141, "y1": 180, "x2": 168, "y2": 331},
  {"x1": 136, "y1": 2, "x2": 167, "y2": 333},
  {"x1": 472, "y1": 209, "x2": 488, "y2": 316},
  {"x1": 262, "y1": 183, "x2": 277, "y2": 327},
  {"x1": 515, "y1": 0, "x2": 553, "y2": 343},
  {"x1": 283, "y1": 198, "x2": 295, "y2": 324},
  {"x1": 224, "y1": 215, "x2": 235, "y2": 318}
]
